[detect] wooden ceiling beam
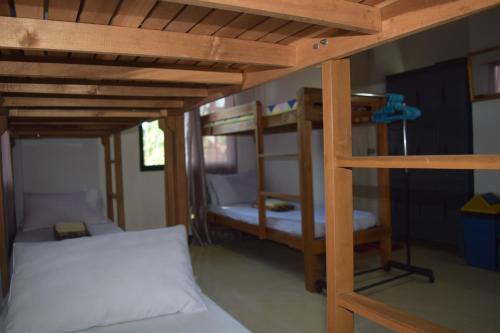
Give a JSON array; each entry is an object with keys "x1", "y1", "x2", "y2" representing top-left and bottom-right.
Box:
[
  {"x1": 0, "y1": 83, "x2": 209, "y2": 97},
  {"x1": 2, "y1": 97, "x2": 183, "y2": 108},
  {"x1": 0, "y1": 16, "x2": 295, "y2": 67},
  {"x1": 162, "y1": 0, "x2": 381, "y2": 33},
  {"x1": 240, "y1": 0, "x2": 500, "y2": 91},
  {"x1": 8, "y1": 110, "x2": 165, "y2": 119},
  {"x1": 0, "y1": 61, "x2": 243, "y2": 85}
]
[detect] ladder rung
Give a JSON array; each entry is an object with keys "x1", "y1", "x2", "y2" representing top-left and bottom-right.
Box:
[
  {"x1": 259, "y1": 153, "x2": 298, "y2": 160},
  {"x1": 260, "y1": 192, "x2": 300, "y2": 201}
]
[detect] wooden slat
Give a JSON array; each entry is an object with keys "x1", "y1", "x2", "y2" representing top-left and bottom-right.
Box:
[
  {"x1": 0, "y1": 61, "x2": 243, "y2": 84},
  {"x1": 241, "y1": 0, "x2": 500, "y2": 90},
  {"x1": 15, "y1": 0, "x2": 44, "y2": 56},
  {"x1": 0, "y1": 17, "x2": 295, "y2": 67},
  {"x1": 260, "y1": 192, "x2": 300, "y2": 201},
  {"x1": 47, "y1": 0, "x2": 81, "y2": 57},
  {"x1": 2, "y1": 96, "x2": 183, "y2": 108},
  {"x1": 338, "y1": 292, "x2": 457, "y2": 333},
  {"x1": 322, "y1": 58, "x2": 354, "y2": 332},
  {"x1": 99, "y1": 0, "x2": 157, "y2": 61},
  {"x1": 8, "y1": 109, "x2": 163, "y2": 118},
  {"x1": 337, "y1": 155, "x2": 500, "y2": 170},
  {"x1": 0, "y1": 83, "x2": 208, "y2": 97},
  {"x1": 0, "y1": 0, "x2": 10, "y2": 16},
  {"x1": 163, "y1": 0, "x2": 382, "y2": 33}
]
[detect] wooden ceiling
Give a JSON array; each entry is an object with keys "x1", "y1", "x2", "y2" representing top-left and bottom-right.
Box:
[{"x1": 0, "y1": 0, "x2": 497, "y2": 138}]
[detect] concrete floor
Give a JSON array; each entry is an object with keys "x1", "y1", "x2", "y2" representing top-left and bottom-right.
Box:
[{"x1": 190, "y1": 239, "x2": 500, "y2": 333}]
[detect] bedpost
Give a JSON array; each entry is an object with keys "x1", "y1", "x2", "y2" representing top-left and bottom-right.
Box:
[
  {"x1": 253, "y1": 102, "x2": 267, "y2": 239},
  {"x1": 376, "y1": 122, "x2": 392, "y2": 266},
  {"x1": 322, "y1": 58, "x2": 354, "y2": 332},
  {"x1": 297, "y1": 88, "x2": 318, "y2": 292},
  {"x1": 160, "y1": 113, "x2": 188, "y2": 229},
  {"x1": 112, "y1": 133, "x2": 126, "y2": 230},
  {"x1": 0, "y1": 113, "x2": 9, "y2": 295},
  {"x1": 101, "y1": 136, "x2": 114, "y2": 222}
]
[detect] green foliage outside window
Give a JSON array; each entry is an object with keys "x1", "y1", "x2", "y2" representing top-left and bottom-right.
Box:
[{"x1": 140, "y1": 120, "x2": 164, "y2": 170}]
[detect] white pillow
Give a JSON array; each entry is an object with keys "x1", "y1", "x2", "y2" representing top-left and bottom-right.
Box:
[
  {"x1": 210, "y1": 172, "x2": 257, "y2": 206},
  {"x1": 5, "y1": 226, "x2": 206, "y2": 333},
  {"x1": 23, "y1": 192, "x2": 109, "y2": 231}
]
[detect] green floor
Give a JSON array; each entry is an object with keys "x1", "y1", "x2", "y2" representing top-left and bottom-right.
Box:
[{"x1": 191, "y1": 239, "x2": 500, "y2": 333}]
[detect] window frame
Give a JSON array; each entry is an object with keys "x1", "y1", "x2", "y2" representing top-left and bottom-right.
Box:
[{"x1": 139, "y1": 121, "x2": 165, "y2": 172}]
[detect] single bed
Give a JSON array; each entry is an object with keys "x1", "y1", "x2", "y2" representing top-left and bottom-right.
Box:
[
  {"x1": 209, "y1": 203, "x2": 377, "y2": 239},
  {"x1": 1, "y1": 192, "x2": 249, "y2": 333}
]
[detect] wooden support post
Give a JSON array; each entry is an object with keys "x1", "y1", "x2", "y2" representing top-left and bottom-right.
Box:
[
  {"x1": 376, "y1": 123, "x2": 392, "y2": 266},
  {"x1": 297, "y1": 89, "x2": 318, "y2": 292},
  {"x1": 322, "y1": 58, "x2": 354, "y2": 332},
  {"x1": 113, "y1": 133, "x2": 126, "y2": 230},
  {"x1": 254, "y1": 102, "x2": 267, "y2": 239},
  {"x1": 160, "y1": 116, "x2": 188, "y2": 228},
  {"x1": 101, "y1": 136, "x2": 114, "y2": 221}
]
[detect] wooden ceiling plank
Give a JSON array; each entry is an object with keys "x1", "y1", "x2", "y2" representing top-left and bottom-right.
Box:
[
  {"x1": 258, "y1": 21, "x2": 312, "y2": 43},
  {"x1": 14, "y1": 0, "x2": 44, "y2": 56},
  {"x1": 239, "y1": 0, "x2": 500, "y2": 90},
  {"x1": 9, "y1": 109, "x2": 165, "y2": 118},
  {"x1": 98, "y1": 0, "x2": 157, "y2": 61},
  {"x1": 278, "y1": 25, "x2": 332, "y2": 45},
  {"x1": 137, "y1": 2, "x2": 185, "y2": 62},
  {"x1": 161, "y1": 0, "x2": 382, "y2": 33},
  {"x1": 158, "y1": 5, "x2": 213, "y2": 64},
  {"x1": 0, "y1": 61, "x2": 243, "y2": 84},
  {"x1": 0, "y1": 0, "x2": 10, "y2": 16},
  {"x1": 47, "y1": 0, "x2": 82, "y2": 57},
  {"x1": 0, "y1": 83, "x2": 209, "y2": 97},
  {"x1": 75, "y1": 0, "x2": 121, "y2": 59},
  {"x1": 3, "y1": 96, "x2": 184, "y2": 108},
  {"x1": 177, "y1": 9, "x2": 240, "y2": 65},
  {"x1": 0, "y1": 17, "x2": 296, "y2": 67}
]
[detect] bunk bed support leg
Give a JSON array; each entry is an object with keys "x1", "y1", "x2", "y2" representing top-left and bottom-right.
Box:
[
  {"x1": 112, "y1": 133, "x2": 126, "y2": 230},
  {"x1": 160, "y1": 115, "x2": 189, "y2": 229},
  {"x1": 101, "y1": 136, "x2": 114, "y2": 222},
  {"x1": 322, "y1": 59, "x2": 354, "y2": 333},
  {"x1": 297, "y1": 90, "x2": 318, "y2": 292},
  {"x1": 377, "y1": 124, "x2": 392, "y2": 267}
]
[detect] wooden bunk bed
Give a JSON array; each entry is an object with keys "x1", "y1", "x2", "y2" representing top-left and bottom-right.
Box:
[
  {"x1": 0, "y1": 0, "x2": 498, "y2": 332},
  {"x1": 202, "y1": 87, "x2": 391, "y2": 292}
]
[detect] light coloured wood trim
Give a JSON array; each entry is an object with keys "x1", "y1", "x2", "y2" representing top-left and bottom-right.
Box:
[
  {"x1": 338, "y1": 292, "x2": 457, "y2": 333},
  {"x1": 0, "y1": 16, "x2": 296, "y2": 67},
  {"x1": 113, "y1": 133, "x2": 126, "y2": 230},
  {"x1": 0, "y1": 61, "x2": 243, "y2": 85},
  {"x1": 337, "y1": 155, "x2": 500, "y2": 170},
  {"x1": 8, "y1": 110, "x2": 163, "y2": 118},
  {"x1": 101, "y1": 136, "x2": 115, "y2": 222},
  {"x1": 241, "y1": 0, "x2": 499, "y2": 90},
  {"x1": 322, "y1": 58, "x2": 354, "y2": 332},
  {"x1": 0, "y1": 83, "x2": 209, "y2": 98},
  {"x1": 2, "y1": 97, "x2": 184, "y2": 109},
  {"x1": 162, "y1": 0, "x2": 381, "y2": 33}
]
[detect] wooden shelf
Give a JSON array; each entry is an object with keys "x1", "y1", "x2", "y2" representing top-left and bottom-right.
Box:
[
  {"x1": 260, "y1": 192, "x2": 300, "y2": 201},
  {"x1": 337, "y1": 155, "x2": 500, "y2": 170},
  {"x1": 338, "y1": 292, "x2": 457, "y2": 333}
]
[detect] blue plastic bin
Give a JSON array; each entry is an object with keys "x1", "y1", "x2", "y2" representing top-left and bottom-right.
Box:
[{"x1": 462, "y1": 213, "x2": 500, "y2": 270}]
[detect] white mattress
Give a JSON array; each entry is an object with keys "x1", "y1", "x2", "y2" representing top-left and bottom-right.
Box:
[
  {"x1": 209, "y1": 203, "x2": 377, "y2": 238},
  {"x1": 0, "y1": 295, "x2": 249, "y2": 333}
]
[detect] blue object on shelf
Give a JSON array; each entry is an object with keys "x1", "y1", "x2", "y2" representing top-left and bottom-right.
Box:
[
  {"x1": 461, "y1": 194, "x2": 500, "y2": 271},
  {"x1": 372, "y1": 93, "x2": 422, "y2": 124}
]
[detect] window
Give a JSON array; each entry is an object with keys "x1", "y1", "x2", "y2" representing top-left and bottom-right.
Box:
[
  {"x1": 139, "y1": 120, "x2": 164, "y2": 171},
  {"x1": 200, "y1": 98, "x2": 237, "y2": 174}
]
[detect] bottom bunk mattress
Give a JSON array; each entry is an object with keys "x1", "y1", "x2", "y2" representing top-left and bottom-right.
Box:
[
  {"x1": 209, "y1": 203, "x2": 377, "y2": 238},
  {"x1": 0, "y1": 295, "x2": 248, "y2": 333}
]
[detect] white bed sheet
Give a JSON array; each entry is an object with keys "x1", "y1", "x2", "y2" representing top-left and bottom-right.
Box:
[
  {"x1": 209, "y1": 203, "x2": 377, "y2": 238},
  {"x1": 0, "y1": 295, "x2": 249, "y2": 333}
]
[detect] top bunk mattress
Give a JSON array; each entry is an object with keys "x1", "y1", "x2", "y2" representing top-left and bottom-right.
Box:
[{"x1": 209, "y1": 204, "x2": 377, "y2": 238}]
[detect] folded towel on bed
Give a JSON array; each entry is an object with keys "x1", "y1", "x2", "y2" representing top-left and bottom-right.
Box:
[{"x1": 252, "y1": 199, "x2": 295, "y2": 212}]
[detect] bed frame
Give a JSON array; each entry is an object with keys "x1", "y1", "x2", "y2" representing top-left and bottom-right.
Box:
[
  {"x1": 0, "y1": 1, "x2": 499, "y2": 332},
  {"x1": 202, "y1": 88, "x2": 391, "y2": 292}
]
